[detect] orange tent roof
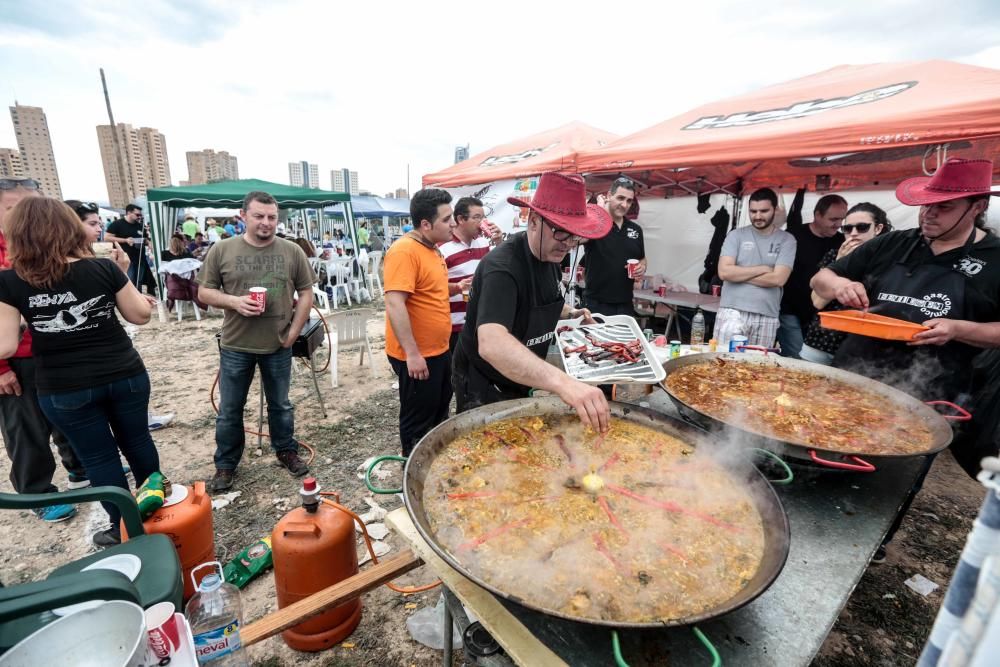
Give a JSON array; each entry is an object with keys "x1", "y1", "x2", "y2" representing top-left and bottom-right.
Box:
[
  {"x1": 423, "y1": 121, "x2": 619, "y2": 188},
  {"x1": 578, "y1": 61, "x2": 1000, "y2": 193}
]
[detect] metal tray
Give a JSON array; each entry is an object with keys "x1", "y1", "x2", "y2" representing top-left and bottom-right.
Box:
[{"x1": 555, "y1": 314, "x2": 666, "y2": 385}]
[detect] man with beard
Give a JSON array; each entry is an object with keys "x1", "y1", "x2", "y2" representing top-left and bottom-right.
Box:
[
  {"x1": 581, "y1": 176, "x2": 645, "y2": 316},
  {"x1": 713, "y1": 188, "x2": 797, "y2": 349},
  {"x1": 197, "y1": 191, "x2": 315, "y2": 491}
]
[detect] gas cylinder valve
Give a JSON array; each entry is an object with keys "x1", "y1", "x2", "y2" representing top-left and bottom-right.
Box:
[{"x1": 301, "y1": 477, "x2": 320, "y2": 513}]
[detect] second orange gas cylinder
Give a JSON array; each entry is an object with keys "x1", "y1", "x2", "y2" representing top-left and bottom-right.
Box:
[
  {"x1": 123, "y1": 481, "x2": 215, "y2": 600},
  {"x1": 272, "y1": 478, "x2": 361, "y2": 651}
]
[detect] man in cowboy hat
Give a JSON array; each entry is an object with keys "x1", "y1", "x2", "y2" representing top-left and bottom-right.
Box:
[
  {"x1": 812, "y1": 158, "x2": 1000, "y2": 403},
  {"x1": 452, "y1": 172, "x2": 612, "y2": 432}
]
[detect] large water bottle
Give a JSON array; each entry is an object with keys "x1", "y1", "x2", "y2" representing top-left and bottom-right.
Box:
[
  {"x1": 186, "y1": 561, "x2": 249, "y2": 666},
  {"x1": 690, "y1": 308, "x2": 706, "y2": 352}
]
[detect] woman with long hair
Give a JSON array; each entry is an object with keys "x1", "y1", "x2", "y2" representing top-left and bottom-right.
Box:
[
  {"x1": 800, "y1": 202, "x2": 893, "y2": 365},
  {"x1": 161, "y1": 233, "x2": 194, "y2": 261},
  {"x1": 0, "y1": 197, "x2": 163, "y2": 546},
  {"x1": 64, "y1": 200, "x2": 104, "y2": 244}
]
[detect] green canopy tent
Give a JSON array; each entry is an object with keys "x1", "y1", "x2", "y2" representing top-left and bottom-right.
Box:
[{"x1": 144, "y1": 178, "x2": 355, "y2": 292}]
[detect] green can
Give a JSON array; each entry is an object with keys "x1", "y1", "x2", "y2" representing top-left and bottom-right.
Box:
[
  {"x1": 643, "y1": 328, "x2": 653, "y2": 341},
  {"x1": 670, "y1": 340, "x2": 682, "y2": 358}
]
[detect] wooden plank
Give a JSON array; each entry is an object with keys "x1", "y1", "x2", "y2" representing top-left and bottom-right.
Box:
[
  {"x1": 386, "y1": 508, "x2": 567, "y2": 667},
  {"x1": 242, "y1": 548, "x2": 424, "y2": 647}
]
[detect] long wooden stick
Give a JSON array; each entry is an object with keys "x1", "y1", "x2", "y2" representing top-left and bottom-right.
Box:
[{"x1": 241, "y1": 549, "x2": 424, "y2": 647}]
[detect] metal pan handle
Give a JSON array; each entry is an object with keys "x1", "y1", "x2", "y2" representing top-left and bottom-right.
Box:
[
  {"x1": 749, "y1": 448, "x2": 794, "y2": 485},
  {"x1": 926, "y1": 400, "x2": 972, "y2": 422},
  {"x1": 365, "y1": 455, "x2": 406, "y2": 494},
  {"x1": 735, "y1": 345, "x2": 780, "y2": 355},
  {"x1": 808, "y1": 449, "x2": 876, "y2": 472}
]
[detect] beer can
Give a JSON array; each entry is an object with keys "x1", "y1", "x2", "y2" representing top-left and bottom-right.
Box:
[
  {"x1": 643, "y1": 328, "x2": 653, "y2": 341},
  {"x1": 670, "y1": 340, "x2": 681, "y2": 358},
  {"x1": 730, "y1": 335, "x2": 748, "y2": 352}
]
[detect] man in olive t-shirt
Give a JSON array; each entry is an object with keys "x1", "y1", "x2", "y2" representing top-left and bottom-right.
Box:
[{"x1": 197, "y1": 191, "x2": 315, "y2": 492}]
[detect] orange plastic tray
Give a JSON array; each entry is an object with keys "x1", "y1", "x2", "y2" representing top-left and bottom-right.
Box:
[{"x1": 818, "y1": 310, "x2": 929, "y2": 341}]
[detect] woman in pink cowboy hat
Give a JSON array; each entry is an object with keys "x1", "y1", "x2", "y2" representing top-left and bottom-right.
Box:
[
  {"x1": 451, "y1": 172, "x2": 614, "y2": 432},
  {"x1": 812, "y1": 158, "x2": 1000, "y2": 561}
]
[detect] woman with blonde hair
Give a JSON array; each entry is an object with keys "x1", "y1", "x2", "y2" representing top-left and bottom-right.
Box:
[{"x1": 0, "y1": 197, "x2": 163, "y2": 546}]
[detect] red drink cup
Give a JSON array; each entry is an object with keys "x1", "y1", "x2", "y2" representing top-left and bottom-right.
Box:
[
  {"x1": 711, "y1": 284, "x2": 721, "y2": 297},
  {"x1": 626, "y1": 259, "x2": 639, "y2": 279},
  {"x1": 145, "y1": 602, "x2": 182, "y2": 659},
  {"x1": 657, "y1": 285, "x2": 667, "y2": 297},
  {"x1": 248, "y1": 287, "x2": 267, "y2": 311}
]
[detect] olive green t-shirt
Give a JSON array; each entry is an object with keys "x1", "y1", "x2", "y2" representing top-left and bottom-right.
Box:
[{"x1": 197, "y1": 236, "x2": 315, "y2": 353}]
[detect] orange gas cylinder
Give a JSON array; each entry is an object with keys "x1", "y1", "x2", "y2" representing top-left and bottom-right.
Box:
[
  {"x1": 272, "y1": 478, "x2": 361, "y2": 651},
  {"x1": 123, "y1": 481, "x2": 215, "y2": 600}
]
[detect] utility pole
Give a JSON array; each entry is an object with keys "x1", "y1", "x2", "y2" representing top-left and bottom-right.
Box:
[{"x1": 101, "y1": 68, "x2": 132, "y2": 206}]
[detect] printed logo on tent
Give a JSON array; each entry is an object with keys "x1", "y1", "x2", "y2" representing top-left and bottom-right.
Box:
[
  {"x1": 479, "y1": 142, "x2": 560, "y2": 168},
  {"x1": 682, "y1": 81, "x2": 917, "y2": 130}
]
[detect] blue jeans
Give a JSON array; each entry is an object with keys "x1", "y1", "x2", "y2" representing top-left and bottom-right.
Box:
[
  {"x1": 777, "y1": 313, "x2": 804, "y2": 359},
  {"x1": 38, "y1": 372, "x2": 160, "y2": 527},
  {"x1": 215, "y1": 347, "x2": 297, "y2": 470}
]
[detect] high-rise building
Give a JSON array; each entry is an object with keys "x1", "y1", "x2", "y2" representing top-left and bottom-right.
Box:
[
  {"x1": 330, "y1": 168, "x2": 359, "y2": 195},
  {"x1": 186, "y1": 149, "x2": 239, "y2": 184},
  {"x1": 97, "y1": 123, "x2": 172, "y2": 209},
  {"x1": 395, "y1": 187, "x2": 408, "y2": 199},
  {"x1": 454, "y1": 144, "x2": 469, "y2": 164},
  {"x1": 9, "y1": 103, "x2": 62, "y2": 198},
  {"x1": 288, "y1": 161, "x2": 319, "y2": 188},
  {"x1": 0, "y1": 148, "x2": 25, "y2": 178}
]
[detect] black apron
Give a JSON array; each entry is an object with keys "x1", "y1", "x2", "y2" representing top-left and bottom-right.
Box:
[
  {"x1": 833, "y1": 229, "x2": 978, "y2": 403},
  {"x1": 454, "y1": 239, "x2": 565, "y2": 411}
]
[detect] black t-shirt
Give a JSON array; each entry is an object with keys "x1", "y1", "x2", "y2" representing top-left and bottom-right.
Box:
[
  {"x1": 583, "y1": 219, "x2": 645, "y2": 304},
  {"x1": 781, "y1": 224, "x2": 843, "y2": 321},
  {"x1": 0, "y1": 259, "x2": 145, "y2": 394},
  {"x1": 107, "y1": 217, "x2": 146, "y2": 262},
  {"x1": 458, "y1": 232, "x2": 563, "y2": 388},
  {"x1": 160, "y1": 249, "x2": 194, "y2": 261}
]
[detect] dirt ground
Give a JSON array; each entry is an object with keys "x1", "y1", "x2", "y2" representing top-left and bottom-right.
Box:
[{"x1": 0, "y1": 303, "x2": 985, "y2": 666}]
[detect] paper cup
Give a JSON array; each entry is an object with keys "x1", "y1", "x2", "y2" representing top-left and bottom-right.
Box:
[
  {"x1": 626, "y1": 259, "x2": 640, "y2": 278},
  {"x1": 711, "y1": 284, "x2": 721, "y2": 297},
  {"x1": 248, "y1": 287, "x2": 267, "y2": 310},
  {"x1": 145, "y1": 602, "x2": 182, "y2": 659},
  {"x1": 92, "y1": 242, "x2": 114, "y2": 258}
]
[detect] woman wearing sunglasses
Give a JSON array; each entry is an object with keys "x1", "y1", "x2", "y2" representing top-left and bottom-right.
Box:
[
  {"x1": 0, "y1": 197, "x2": 163, "y2": 546},
  {"x1": 799, "y1": 203, "x2": 891, "y2": 364}
]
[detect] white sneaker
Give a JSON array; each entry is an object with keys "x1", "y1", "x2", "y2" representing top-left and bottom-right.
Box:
[{"x1": 148, "y1": 412, "x2": 175, "y2": 431}]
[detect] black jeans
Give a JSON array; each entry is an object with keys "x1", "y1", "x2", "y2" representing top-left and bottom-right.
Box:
[
  {"x1": 583, "y1": 297, "x2": 634, "y2": 318},
  {"x1": 388, "y1": 352, "x2": 452, "y2": 457},
  {"x1": 0, "y1": 357, "x2": 85, "y2": 494}
]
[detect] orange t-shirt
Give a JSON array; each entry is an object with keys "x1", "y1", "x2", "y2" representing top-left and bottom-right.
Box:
[{"x1": 383, "y1": 236, "x2": 451, "y2": 360}]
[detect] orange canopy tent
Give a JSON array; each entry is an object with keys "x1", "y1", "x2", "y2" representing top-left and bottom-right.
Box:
[
  {"x1": 578, "y1": 61, "x2": 1000, "y2": 195},
  {"x1": 423, "y1": 121, "x2": 619, "y2": 187}
]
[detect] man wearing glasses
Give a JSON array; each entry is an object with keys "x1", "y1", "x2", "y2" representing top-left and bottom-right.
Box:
[
  {"x1": 0, "y1": 178, "x2": 84, "y2": 522},
  {"x1": 105, "y1": 204, "x2": 155, "y2": 294},
  {"x1": 452, "y1": 173, "x2": 612, "y2": 433},
  {"x1": 582, "y1": 176, "x2": 646, "y2": 316},
  {"x1": 439, "y1": 196, "x2": 503, "y2": 353}
]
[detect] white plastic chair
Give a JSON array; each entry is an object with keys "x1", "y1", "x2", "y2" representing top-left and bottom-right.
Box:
[
  {"x1": 324, "y1": 257, "x2": 354, "y2": 309},
  {"x1": 312, "y1": 285, "x2": 330, "y2": 312},
  {"x1": 366, "y1": 251, "x2": 384, "y2": 297},
  {"x1": 175, "y1": 300, "x2": 201, "y2": 321},
  {"x1": 327, "y1": 308, "x2": 376, "y2": 388}
]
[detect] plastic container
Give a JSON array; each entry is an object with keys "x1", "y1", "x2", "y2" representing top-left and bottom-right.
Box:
[
  {"x1": 730, "y1": 334, "x2": 749, "y2": 352},
  {"x1": 690, "y1": 308, "x2": 705, "y2": 351},
  {"x1": 185, "y1": 562, "x2": 248, "y2": 666},
  {"x1": 818, "y1": 310, "x2": 929, "y2": 341},
  {"x1": 271, "y1": 478, "x2": 361, "y2": 651},
  {"x1": 123, "y1": 482, "x2": 214, "y2": 601}
]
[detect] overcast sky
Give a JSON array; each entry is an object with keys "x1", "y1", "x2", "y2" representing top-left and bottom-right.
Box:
[{"x1": 1, "y1": 0, "x2": 998, "y2": 204}]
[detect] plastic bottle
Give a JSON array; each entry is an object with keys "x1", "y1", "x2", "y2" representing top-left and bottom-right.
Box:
[
  {"x1": 691, "y1": 308, "x2": 706, "y2": 352},
  {"x1": 185, "y1": 561, "x2": 249, "y2": 666}
]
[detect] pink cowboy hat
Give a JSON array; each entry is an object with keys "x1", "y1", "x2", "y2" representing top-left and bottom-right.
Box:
[
  {"x1": 896, "y1": 158, "x2": 1000, "y2": 206},
  {"x1": 508, "y1": 173, "x2": 611, "y2": 239}
]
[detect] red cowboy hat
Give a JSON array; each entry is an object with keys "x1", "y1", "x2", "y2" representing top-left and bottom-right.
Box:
[
  {"x1": 896, "y1": 158, "x2": 1000, "y2": 206},
  {"x1": 508, "y1": 173, "x2": 611, "y2": 239}
]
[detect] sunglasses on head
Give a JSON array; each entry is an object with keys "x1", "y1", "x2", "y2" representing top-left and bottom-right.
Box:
[
  {"x1": 613, "y1": 176, "x2": 636, "y2": 189},
  {"x1": 0, "y1": 178, "x2": 39, "y2": 191},
  {"x1": 74, "y1": 201, "x2": 99, "y2": 215},
  {"x1": 841, "y1": 222, "x2": 873, "y2": 234}
]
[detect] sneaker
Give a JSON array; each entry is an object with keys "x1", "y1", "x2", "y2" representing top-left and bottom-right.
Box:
[
  {"x1": 33, "y1": 504, "x2": 76, "y2": 523},
  {"x1": 148, "y1": 412, "x2": 175, "y2": 431},
  {"x1": 276, "y1": 450, "x2": 309, "y2": 477},
  {"x1": 871, "y1": 545, "x2": 887, "y2": 564},
  {"x1": 66, "y1": 472, "x2": 91, "y2": 490},
  {"x1": 210, "y1": 469, "x2": 235, "y2": 493},
  {"x1": 93, "y1": 527, "x2": 122, "y2": 547}
]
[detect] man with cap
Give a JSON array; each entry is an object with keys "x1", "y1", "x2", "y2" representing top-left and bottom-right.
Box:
[{"x1": 452, "y1": 172, "x2": 612, "y2": 432}]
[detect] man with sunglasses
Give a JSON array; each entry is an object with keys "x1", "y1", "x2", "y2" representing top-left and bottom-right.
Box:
[
  {"x1": 452, "y1": 173, "x2": 612, "y2": 433},
  {"x1": 0, "y1": 178, "x2": 85, "y2": 522},
  {"x1": 777, "y1": 194, "x2": 847, "y2": 358},
  {"x1": 106, "y1": 204, "x2": 156, "y2": 295},
  {"x1": 582, "y1": 176, "x2": 645, "y2": 316}
]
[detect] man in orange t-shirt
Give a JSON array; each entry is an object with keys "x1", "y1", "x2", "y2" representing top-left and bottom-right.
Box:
[{"x1": 384, "y1": 188, "x2": 455, "y2": 455}]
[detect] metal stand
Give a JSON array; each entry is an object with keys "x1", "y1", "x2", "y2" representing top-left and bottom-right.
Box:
[{"x1": 440, "y1": 587, "x2": 513, "y2": 666}]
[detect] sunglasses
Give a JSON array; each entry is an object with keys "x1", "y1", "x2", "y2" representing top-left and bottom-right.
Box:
[
  {"x1": 74, "y1": 201, "x2": 99, "y2": 215},
  {"x1": 613, "y1": 176, "x2": 636, "y2": 189},
  {"x1": 0, "y1": 178, "x2": 39, "y2": 191},
  {"x1": 841, "y1": 222, "x2": 873, "y2": 234},
  {"x1": 543, "y1": 219, "x2": 587, "y2": 245}
]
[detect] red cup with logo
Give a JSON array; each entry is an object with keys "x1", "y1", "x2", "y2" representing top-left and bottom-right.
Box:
[
  {"x1": 657, "y1": 285, "x2": 667, "y2": 297},
  {"x1": 248, "y1": 287, "x2": 267, "y2": 312},
  {"x1": 626, "y1": 259, "x2": 640, "y2": 279},
  {"x1": 145, "y1": 602, "x2": 182, "y2": 659},
  {"x1": 711, "y1": 284, "x2": 721, "y2": 297}
]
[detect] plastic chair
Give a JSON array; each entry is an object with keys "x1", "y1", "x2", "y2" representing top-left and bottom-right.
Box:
[
  {"x1": 366, "y1": 251, "x2": 384, "y2": 298},
  {"x1": 327, "y1": 308, "x2": 376, "y2": 388},
  {"x1": 325, "y1": 257, "x2": 354, "y2": 309},
  {"x1": 0, "y1": 486, "x2": 182, "y2": 651},
  {"x1": 175, "y1": 299, "x2": 202, "y2": 321}
]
